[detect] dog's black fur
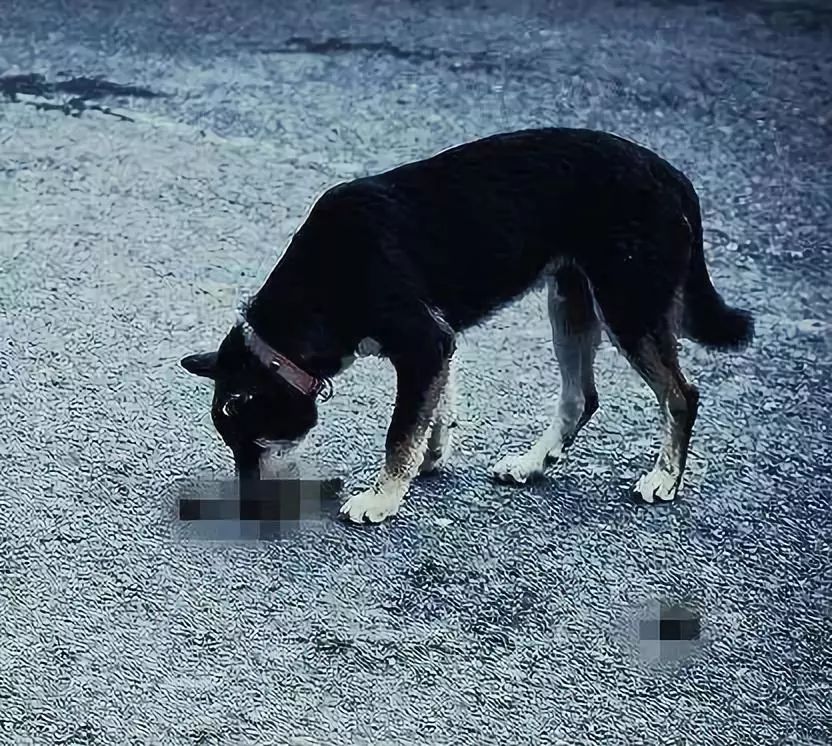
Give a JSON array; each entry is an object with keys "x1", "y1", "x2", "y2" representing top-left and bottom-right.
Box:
[{"x1": 182, "y1": 128, "x2": 753, "y2": 521}]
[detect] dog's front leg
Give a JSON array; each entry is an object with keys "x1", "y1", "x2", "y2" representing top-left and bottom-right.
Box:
[
  {"x1": 340, "y1": 330, "x2": 454, "y2": 524},
  {"x1": 420, "y1": 354, "x2": 458, "y2": 474}
]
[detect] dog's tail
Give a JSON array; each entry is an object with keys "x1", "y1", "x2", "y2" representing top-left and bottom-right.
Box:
[{"x1": 679, "y1": 185, "x2": 754, "y2": 351}]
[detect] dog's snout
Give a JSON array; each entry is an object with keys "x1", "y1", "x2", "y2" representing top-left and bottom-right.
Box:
[{"x1": 233, "y1": 442, "x2": 263, "y2": 483}]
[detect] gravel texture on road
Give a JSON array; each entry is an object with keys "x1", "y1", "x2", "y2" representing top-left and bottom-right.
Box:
[{"x1": 1, "y1": 1, "x2": 830, "y2": 744}]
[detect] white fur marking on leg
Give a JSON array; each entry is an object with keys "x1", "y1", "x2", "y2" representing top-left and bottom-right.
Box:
[
  {"x1": 492, "y1": 441, "x2": 559, "y2": 484},
  {"x1": 420, "y1": 357, "x2": 458, "y2": 474},
  {"x1": 633, "y1": 467, "x2": 681, "y2": 503},
  {"x1": 420, "y1": 419, "x2": 453, "y2": 473},
  {"x1": 493, "y1": 319, "x2": 596, "y2": 484},
  {"x1": 634, "y1": 397, "x2": 684, "y2": 503},
  {"x1": 339, "y1": 478, "x2": 407, "y2": 523},
  {"x1": 342, "y1": 359, "x2": 451, "y2": 523}
]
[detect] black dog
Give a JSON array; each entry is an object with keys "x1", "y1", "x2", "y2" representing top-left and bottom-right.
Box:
[{"x1": 182, "y1": 128, "x2": 753, "y2": 523}]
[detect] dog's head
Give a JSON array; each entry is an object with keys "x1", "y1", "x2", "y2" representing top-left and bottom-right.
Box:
[{"x1": 181, "y1": 326, "x2": 318, "y2": 477}]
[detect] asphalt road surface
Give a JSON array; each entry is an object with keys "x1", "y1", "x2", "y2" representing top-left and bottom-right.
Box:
[{"x1": 1, "y1": 1, "x2": 830, "y2": 744}]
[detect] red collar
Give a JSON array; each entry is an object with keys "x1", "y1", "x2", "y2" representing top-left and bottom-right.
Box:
[{"x1": 238, "y1": 316, "x2": 332, "y2": 401}]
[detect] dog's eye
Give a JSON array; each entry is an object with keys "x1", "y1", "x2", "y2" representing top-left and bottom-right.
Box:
[{"x1": 221, "y1": 393, "x2": 251, "y2": 417}]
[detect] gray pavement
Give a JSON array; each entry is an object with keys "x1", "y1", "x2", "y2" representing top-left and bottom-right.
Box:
[{"x1": 1, "y1": 1, "x2": 831, "y2": 744}]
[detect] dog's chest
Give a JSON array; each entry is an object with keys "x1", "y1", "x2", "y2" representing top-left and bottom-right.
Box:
[
  {"x1": 356, "y1": 337, "x2": 382, "y2": 357},
  {"x1": 338, "y1": 337, "x2": 383, "y2": 373}
]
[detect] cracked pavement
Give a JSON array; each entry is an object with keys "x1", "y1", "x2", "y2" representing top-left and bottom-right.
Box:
[{"x1": 1, "y1": 1, "x2": 831, "y2": 744}]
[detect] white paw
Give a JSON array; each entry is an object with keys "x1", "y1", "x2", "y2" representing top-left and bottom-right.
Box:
[
  {"x1": 633, "y1": 468, "x2": 681, "y2": 503},
  {"x1": 492, "y1": 452, "x2": 545, "y2": 485},
  {"x1": 339, "y1": 487, "x2": 403, "y2": 524}
]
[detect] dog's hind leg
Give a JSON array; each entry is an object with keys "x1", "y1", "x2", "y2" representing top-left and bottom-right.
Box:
[
  {"x1": 615, "y1": 320, "x2": 700, "y2": 503},
  {"x1": 493, "y1": 265, "x2": 601, "y2": 484},
  {"x1": 419, "y1": 354, "x2": 458, "y2": 475}
]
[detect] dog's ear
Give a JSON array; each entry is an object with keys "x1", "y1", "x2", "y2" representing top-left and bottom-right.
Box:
[{"x1": 180, "y1": 351, "x2": 218, "y2": 379}]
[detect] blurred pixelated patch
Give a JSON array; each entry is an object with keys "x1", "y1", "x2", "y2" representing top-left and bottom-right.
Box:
[
  {"x1": 638, "y1": 600, "x2": 702, "y2": 664},
  {"x1": 175, "y1": 473, "x2": 343, "y2": 540}
]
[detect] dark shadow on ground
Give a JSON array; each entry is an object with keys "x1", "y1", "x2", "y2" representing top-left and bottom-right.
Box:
[{"x1": 0, "y1": 72, "x2": 168, "y2": 120}]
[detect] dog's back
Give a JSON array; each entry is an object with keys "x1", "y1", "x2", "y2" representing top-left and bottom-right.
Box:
[{"x1": 318, "y1": 128, "x2": 719, "y2": 342}]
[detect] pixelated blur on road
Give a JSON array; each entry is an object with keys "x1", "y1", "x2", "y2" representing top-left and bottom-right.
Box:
[{"x1": 1, "y1": 1, "x2": 830, "y2": 743}]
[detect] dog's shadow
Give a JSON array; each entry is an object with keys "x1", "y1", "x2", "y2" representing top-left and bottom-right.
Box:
[
  {"x1": 408, "y1": 455, "x2": 690, "y2": 535},
  {"x1": 164, "y1": 453, "x2": 688, "y2": 542}
]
